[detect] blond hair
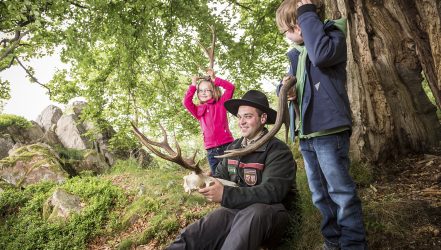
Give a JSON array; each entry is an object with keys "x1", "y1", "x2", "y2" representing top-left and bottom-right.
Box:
[{"x1": 276, "y1": 0, "x2": 324, "y2": 32}]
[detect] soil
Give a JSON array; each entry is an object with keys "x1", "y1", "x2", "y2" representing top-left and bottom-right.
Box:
[{"x1": 362, "y1": 148, "x2": 441, "y2": 249}]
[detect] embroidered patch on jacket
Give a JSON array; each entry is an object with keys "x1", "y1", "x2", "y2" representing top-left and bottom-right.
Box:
[
  {"x1": 244, "y1": 168, "x2": 257, "y2": 186},
  {"x1": 228, "y1": 159, "x2": 264, "y2": 171},
  {"x1": 227, "y1": 165, "x2": 237, "y2": 174},
  {"x1": 315, "y1": 82, "x2": 320, "y2": 91}
]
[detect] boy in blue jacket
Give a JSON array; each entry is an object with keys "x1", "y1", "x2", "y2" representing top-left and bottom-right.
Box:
[{"x1": 276, "y1": 0, "x2": 367, "y2": 249}]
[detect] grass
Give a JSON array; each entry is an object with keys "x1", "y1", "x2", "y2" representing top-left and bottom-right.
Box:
[
  {"x1": 0, "y1": 177, "x2": 127, "y2": 249},
  {"x1": 0, "y1": 153, "x2": 434, "y2": 249},
  {"x1": 101, "y1": 159, "x2": 217, "y2": 249}
]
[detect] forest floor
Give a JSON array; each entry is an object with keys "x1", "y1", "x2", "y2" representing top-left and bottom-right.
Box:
[
  {"x1": 362, "y1": 148, "x2": 441, "y2": 249},
  {"x1": 87, "y1": 149, "x2": 441, "y2": 250}
]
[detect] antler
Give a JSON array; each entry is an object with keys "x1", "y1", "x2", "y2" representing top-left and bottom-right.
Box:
[
  {"x1": 131, "y1": 121, "x2": 202, "y2": 174},
  {"x1": 197, "y1": 25, "x2": 216, "y2": 70},
  {"x1": 216, "y1": 76, "x2": 297, "y2": 158}
]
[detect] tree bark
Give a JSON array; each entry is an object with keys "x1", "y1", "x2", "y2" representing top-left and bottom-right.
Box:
[{"x1": 328, "y1": 0, "x2": 441, "y2": 163}]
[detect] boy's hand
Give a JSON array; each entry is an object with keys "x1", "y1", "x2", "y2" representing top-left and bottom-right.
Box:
[
  {"x1": 206, "y1": 68, "x2": 215, "y2": 81},
  {"x1": 283, "y1": 75, "x2": 297, "y2": 101},
  {"x1": 297, "y1": 0, "x2": 313, "y2": 9}
]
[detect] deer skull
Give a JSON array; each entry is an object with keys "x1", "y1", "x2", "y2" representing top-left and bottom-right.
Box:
[{"x1": 183, "y1": 172, "x2": 214, "y2": 194}]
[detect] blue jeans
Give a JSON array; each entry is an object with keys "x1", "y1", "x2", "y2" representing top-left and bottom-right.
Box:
[
  {"x1": 299, "y1": 131, "x2": 366, "y2": 249},
  {"x1": 207, "y1": 143, "x2": 229, "y2": 175}
]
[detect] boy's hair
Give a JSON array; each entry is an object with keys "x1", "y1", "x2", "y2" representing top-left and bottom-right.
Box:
[
  {"x1": 197, "y1": 79, "x2": 221, "y2": 102},
  {"x1": 276, "y1": 0, "x2": 323, "y2": 32}
]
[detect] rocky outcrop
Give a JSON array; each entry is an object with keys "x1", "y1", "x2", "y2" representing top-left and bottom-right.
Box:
[
  {"x1": 68, "y1": 149, "x2": 110, "y2": 175},
  {"x1": 1, "y1": 101, "x2": 140, "y2": 176},
  {"x1": 43, "y1": 188, "x2": 84, "y2": 221},
  {"x1": 35, "y1": 105, "x2": 63, "y2": 132},
  {"x1": 83, "y1": 121, "x2": 115, "y2": 165},
  {"x1": 0, "y1": 143, "x2": 68, "y2": 188},
  {"x1": 0, "y1": 135, "x2": 14, "y2": 159},
  {"x1": 1, "y1": 121, "x2": 45, "y2": 145},
  {"x1": 55, "y1": 114, "x2": 90, "y2": 149}
]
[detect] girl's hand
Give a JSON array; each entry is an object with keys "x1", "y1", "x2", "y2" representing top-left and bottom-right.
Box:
[
  {"x1": 206, "y1": 68, "x2": 215, "y2": 81},
  {"x1": 191, "y1": 76, "x2": 198, "y2": 86}
]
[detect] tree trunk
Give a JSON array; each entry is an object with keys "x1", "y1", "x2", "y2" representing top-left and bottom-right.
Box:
[{"x1": 328, "y1": 0, "x2": 441, "y2": 163}]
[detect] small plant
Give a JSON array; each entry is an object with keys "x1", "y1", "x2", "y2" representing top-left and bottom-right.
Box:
[
  {"x1": 422, "y1": 73, "x2": 441, "y2": 121},
  {"x1": 350, "y1": 161, "x2": 374, "y2": 187},
  {"x1": 54, "y1": 146, "x2": 85, "y2": 161},
  {"x1": 0, "y1": 114, "x2": 32, "y2": 130}
]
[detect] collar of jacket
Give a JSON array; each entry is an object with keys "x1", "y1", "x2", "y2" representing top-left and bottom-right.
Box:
[
  {"x1": 236, "y1": 128, "x2": 270, "y2": 153},
  {"x1": 324, "y1": 18, "x2": 347, "y2": 36},
  {"x1": 197, "y1": 98, "x2": 216, "y2": 116}
]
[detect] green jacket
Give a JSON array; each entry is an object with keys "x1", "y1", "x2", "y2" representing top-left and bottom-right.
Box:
[{"x1": 214, "y1": 131, "x2": 297, "y2": 209}]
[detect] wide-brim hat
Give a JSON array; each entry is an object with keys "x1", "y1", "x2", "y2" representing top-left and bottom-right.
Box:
[{"x1": 224, "y1": 90, "x2": 277, "y2": 124}]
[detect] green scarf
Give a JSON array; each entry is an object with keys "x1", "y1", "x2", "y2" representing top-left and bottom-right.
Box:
[{"x1": 294, "y1": 18, "x2": 347, "y2": 137}]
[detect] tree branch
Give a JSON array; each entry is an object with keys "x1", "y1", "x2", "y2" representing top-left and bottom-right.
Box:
[
  {"x1": 228, "y1": 0, "x2": 253, "y2": 12},
  {"x1": 15, "y1": 57, "x2": 52, "y2": 98},
  {"x1": 0, "y1": 56, "x2": 16, "y2": 71},
  {"x1": 68, "y1": 1, "x2": 87, "y2": 9},
  {"x1": 0, "y1": 30, "x2": 30, "y2": 61}
]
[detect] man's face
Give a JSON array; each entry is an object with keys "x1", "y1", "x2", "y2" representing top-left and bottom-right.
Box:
[{"x1": 237, "y1": 106, "x2": 267, "y2": 139}]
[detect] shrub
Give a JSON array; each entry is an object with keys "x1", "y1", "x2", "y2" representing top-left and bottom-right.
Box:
[{"x1": 0, "y1": 114, "x2": 32, "y2": 130}]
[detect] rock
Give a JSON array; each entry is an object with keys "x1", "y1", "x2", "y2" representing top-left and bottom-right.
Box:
[
  {"x1": 71, "y1": 101, "x2": 87, "y2": 116},
  {"x1": 0, "y1": 135, "x2": 14, "y2": 159},
  {"x1": 69, "y1": 149, "x2": 110, "y2": 175},
  {"x1": 43, "y1": 188, "x2": 84, "y2": 221},
  {"x1": 55, "y1": 114, "x2": 90, "y2": 149},
  {"x1": 82, "y1": 121, "x2": 116, "y2": 166},
  {"x1": 41, "y1": 128, "x2": 62, "y2": 146},
  {"x1": 0, "y1": 143, "x2": 68, "y2": 188},
  {"x1": 2, "y1": 121, "x2": 44, "y2": 145},
  {"x1": 35, "y1": 105, "x2": 63, "y2": 132},
  {"x1": 132, "y1": 148, "x2": 153, "y2": 169}
]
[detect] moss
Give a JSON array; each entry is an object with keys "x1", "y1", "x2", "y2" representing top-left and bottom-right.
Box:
[
  {"x1": 121, "y1": 197, "x2": 160, "y2": 227},
  {"x1": 0, "y1": 178, "x2": 127, "y2": 249},
  {"x1": 350, "y1": 161, "x2": 374, "y2": 187},
  {"x1": 0, "y1": 114, "x2": 32, "y2": 131},
  {"x1": 0, "y1": 144, "x2": 62, "y2": 171}
]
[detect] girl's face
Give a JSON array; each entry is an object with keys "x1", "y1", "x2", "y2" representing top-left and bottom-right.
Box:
[
  {"x1": 284, "y1": 24, "x2": 303, "y2": 45},
  {"x1": 197, "y1": 81, "x2": 213, "y2": 103}
]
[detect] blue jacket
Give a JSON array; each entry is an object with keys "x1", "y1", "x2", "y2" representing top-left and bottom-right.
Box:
[{"x1": 287, "y1": 5, "x2": 352, "y2": 136}]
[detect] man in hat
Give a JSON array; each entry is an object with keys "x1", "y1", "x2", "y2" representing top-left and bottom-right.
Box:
[{"x1": 167, "y1": 90, "x2": 297, "y2": 250}]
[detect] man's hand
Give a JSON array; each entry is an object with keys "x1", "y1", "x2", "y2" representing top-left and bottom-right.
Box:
[
  {"x1": 198, "y1": 178, "x2": 223, "y2": 203},
  {"x1": 282, "y1": 75, "x2": 297, "y2": 101}
]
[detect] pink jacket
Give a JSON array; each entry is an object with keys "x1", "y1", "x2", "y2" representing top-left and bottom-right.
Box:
[{"x1": 183, "y1": 77, "x2": 235, "y2": 149}]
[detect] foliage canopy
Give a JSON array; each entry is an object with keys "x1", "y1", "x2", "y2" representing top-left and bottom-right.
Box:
[{"x1": 1, "y1": 0, "x2": 289, "y2": 147}]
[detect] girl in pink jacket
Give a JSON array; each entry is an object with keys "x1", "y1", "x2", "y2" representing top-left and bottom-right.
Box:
[{"x1": 183, "y1": 69, "x2": 235, "y2": 175}]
